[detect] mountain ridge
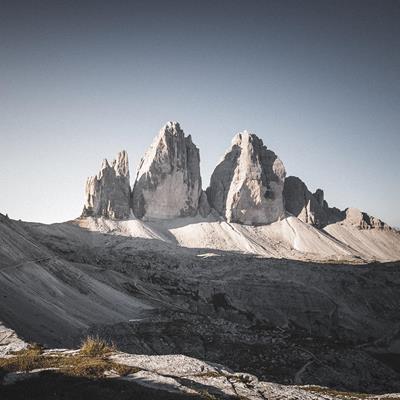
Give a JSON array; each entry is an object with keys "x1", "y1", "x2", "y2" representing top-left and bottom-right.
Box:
[{"x1": 77, "y1": 121, "x2": 398, "y2": 262}]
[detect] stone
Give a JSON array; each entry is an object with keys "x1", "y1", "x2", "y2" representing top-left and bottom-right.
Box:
[
  {"x1": 198, "y1": 191, "x2": 211, "y2": 218},
  {"x1": 207, "y1": 131, "x2": 286, "y2": 225},
  {"x1": 283, "y1": 176, "x2": 391, "y2": 230},
  {"x1": 282, "y1": 176, "x2": 338, "y2": 228},
  {"x1": 82, "y1": 150, "x2": 131, "y2": 219},
  {"x1": 283, "y1": 177, "x2": 389, "y2": 230},
  {"x1": 132, "y1": 121, "x2": 202, "y2": 220},
  {"x1": 344, "y1": 207, "x2": 390, "y2": 230}
]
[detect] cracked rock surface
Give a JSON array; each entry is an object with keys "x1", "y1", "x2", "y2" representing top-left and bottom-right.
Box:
[
  {"x1": 207, "y1": 131, "x2": 286, "y2": 225},
  {"x1": 82, "y1": 151, "x2": 131, "y2": 219},
  {"x1": 132, "y1": 122, "x2": 202, "y2": 220}
]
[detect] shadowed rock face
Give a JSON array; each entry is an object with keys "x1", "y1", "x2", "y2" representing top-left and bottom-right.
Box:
[
  {"x1": 132, "y1": 122, "x2": 202, "y2": 220},
  {"x1": 2, "y1": 214, "x2": 400, "y2": 393},
  {"x1": 283, "y1": 176, "x2": 342, "y2": 228},
  {"x1": 207, "y1": 132, "x2": 286, "y2": 225},
  {"x1": 79, "y1": 123, "x2": 393, "y2": 230},
  {"x1": 82, "y1": 151, "x2": 131, "y2": 219},
  {"x1": 283, "y1": 176, "x2": 390, "y2": 230}
]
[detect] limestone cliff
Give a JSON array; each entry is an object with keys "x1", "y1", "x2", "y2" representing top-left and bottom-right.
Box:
[
  {"x1": 207, "y1": 131, "x2": 286, "y2": 225},
  {"x1": 82, "y1": 150, "x2": 131, "y2": 219},
  {"x1": 131, "y1": 122, "x2": 202, "y2": 220}
]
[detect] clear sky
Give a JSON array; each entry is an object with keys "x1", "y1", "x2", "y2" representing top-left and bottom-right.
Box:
[{"x1": 1, "y1": 0, "x2": 399, "y2": 227}]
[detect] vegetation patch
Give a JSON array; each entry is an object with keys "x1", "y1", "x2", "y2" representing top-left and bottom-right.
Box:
[
  {"x1": 80, "y1": 336, "x2": 116, "y2": 357},
  {"x1": 0, "y1": 341, "x2": 140, "y2": 380},
  {"x1": 300, "y1": 385, "x2": 400, "y2": 400}
]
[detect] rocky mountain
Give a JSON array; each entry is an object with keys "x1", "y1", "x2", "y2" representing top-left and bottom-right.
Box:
[
  {"x1": 77, "y1": 121, "x2": 399, "y2": 262},
  {"x1": 81, "y1": 122, "x2": 393, "y2": 238},
  {"x1": 283, "y1": 176, "x2": 343, "y2": 228},
  {"x1": 82, "y1": 150, "x2": 131, "y2": 219},
  {"x1": 343, "y1": 207, "x2": 390, "y2": 230},
  {"x1": 283, "y1": 175, "x2": 390, "y2": 231},
  {"x1": 1, "y1": 212, "x2": 400, "y2": 395},
  {"x1": 207, "y1": 131, "x2": 286, "y2": 225},
  {"x1": 132, "y1": 122, "x2": 203, "y2": 220},
  {"x1": 2, "y1": 121, "x2": 399, "y2": 397}
]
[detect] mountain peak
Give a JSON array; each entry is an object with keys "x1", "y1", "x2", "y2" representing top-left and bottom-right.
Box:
[
  {"x1": 160, "y1": 121, "x2": 183, "y2": 137},
  {"x1": 82, "y1": 151, "x2": 131, "y2": 219},
  {"x1": 132, "y1": 122, "x2": 202, "y2": 220},
  {"x1": 207, "y1": 131, "x2": 286, "y2": 225},
  {"x1": 112, "y1": 150, "x2": 129, "y2": 177}
]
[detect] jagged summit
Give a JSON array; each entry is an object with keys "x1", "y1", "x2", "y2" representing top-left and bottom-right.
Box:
[
  {"x1": 112, "y1": 149, "x2": 129, "y2": 177},
  {"x1": 283, "y1": 176, "x2": 343, "y2": 228},
  {"x1": 344, "y1": 207, "x2": 390, "y2": 230},
  {"x1": 207, "y1": 131, "x2": 286, "y2": 225},
  {"x1": 82, "y1": 150, "x2": 131, "y2": 219},
  {"x1": 80, "y1": 122, "x2": 394, "y2": 238},
  {"x1": 283, "y1": 175, "x2": 391, "y2": 231},
  {"x1": 131, "y1": 121, "x2": 202, "y2": 220},
  {"x1": 163, "y1": 120, "x2": 183, "y2": 135}
]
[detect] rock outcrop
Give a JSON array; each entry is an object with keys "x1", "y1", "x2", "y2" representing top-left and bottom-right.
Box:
[
  {"x1": 79, "y1": 123, "x2": 393, "y2": 231},
  {"x1": 82, "y1": 150, "x2": 131, "y2": 219},
  {"x1": 207, "y1": 131, "x2": 286, "y2": 225},
  {"x1": 198, "y1": 191, "x2": 211, "y2": 218},
  {"x1": 344, "y1": 207, "x2": 390, "y2": 230},
  {"x1": 283, "y1": 176, "x2": 343, "y2": 228},
  {"x1": 283, "y1": 176, "x2": 390, "y2": 230},
  {"x1": 131, "y1": 122, "x2": 202, "y2": 220}
]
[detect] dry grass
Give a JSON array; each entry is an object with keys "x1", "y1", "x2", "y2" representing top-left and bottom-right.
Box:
[
  {"x1": 1, "y1": 344, "x2": 46, "y2": 372},
  {"x1": 62, "y1": 356, "x2": 140, "y2": 378},
  {"x1": 198, "y1": 390, "x2": 218, "y2": 400},
  {"x1": 0, "y1": 342, "x2": 140, "y2": 380},
  {"x1": 80, "y1": 336, "x2": 116, "y2": 357},
  {"x1": 301, "y1": 385, "x2": 384, "y2": 399}
]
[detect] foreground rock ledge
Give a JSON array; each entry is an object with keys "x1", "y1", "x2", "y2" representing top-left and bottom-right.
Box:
[{"x1": 1, "y1": 348, "x2": 399, "y2": 399}]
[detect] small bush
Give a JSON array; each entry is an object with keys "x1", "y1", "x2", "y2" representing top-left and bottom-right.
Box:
[{"x1": 80, "y1": 336, "x2": 116, "y2": 357}]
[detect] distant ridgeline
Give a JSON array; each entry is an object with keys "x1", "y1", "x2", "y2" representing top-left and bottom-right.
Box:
[{"x1": 82, "y1": 121, "x2": 391, "y2": 231}]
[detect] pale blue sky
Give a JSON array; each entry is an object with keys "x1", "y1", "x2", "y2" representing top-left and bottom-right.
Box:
[{"x1": 1, "y1": 0, "x2": 399, "y2": 226}]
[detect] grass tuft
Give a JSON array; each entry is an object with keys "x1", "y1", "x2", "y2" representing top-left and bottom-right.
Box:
[
  {"x1": 0, "y1": 340, "x2": 140, "y2": 381},
  {"x1": 80, "y1": 336, "x2": 116, "y2": 357}
]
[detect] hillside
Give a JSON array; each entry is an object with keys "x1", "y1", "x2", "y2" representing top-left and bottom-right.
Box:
[{"x1": 1, "y1": 213, "x2": 400, "y2": 393}]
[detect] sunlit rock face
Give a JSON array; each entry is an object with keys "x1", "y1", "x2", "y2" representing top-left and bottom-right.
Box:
[
  {"x1": 132, "y1": 121, "x2": 202, "y2": 220},
  {"x1": 207, "y1": 131, "x2": 286, "y2": 225},
  {"x1": 82, "y1": 150, "x2": 131, "y2": 219},
  {"x1": 344, "y1": 207, "x2": 390, "y2": 230}
]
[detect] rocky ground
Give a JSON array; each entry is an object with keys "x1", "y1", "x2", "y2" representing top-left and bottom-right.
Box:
[
  {"x1": 1, "y1": 341, "x2": 400, "y2": 400},
  {"x1": 1, "y1": 213, "x2": 400, "y2": 396}
]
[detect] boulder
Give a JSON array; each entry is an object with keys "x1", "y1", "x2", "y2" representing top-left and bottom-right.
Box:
[
  {"x1": 82, "y1": 150, "x2": 131, "y2": 219},
  {"x1": 207, "y1": 131, "x2": 286, "y2": 225},
  {"x1": 132, "y1": 121, "x2": 202, "y2": 220}
]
